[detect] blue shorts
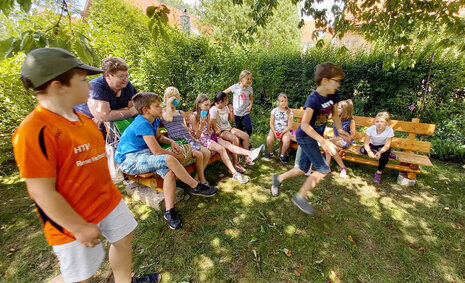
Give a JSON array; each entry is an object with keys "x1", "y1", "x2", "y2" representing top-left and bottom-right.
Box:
[
  {"x1": 296, "y1": 135, "x2": 330, "y2": 174},
  {"x1": 119, "y1": 148, "x2": 170, "y2": 178}
]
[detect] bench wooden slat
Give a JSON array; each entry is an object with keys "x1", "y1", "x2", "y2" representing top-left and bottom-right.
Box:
[
  {"x1": 353, "y1": 116, "x2": 436, "y2": 135},
  {"x1": 345, "y1": 145, "x2": 433, "y2": 167},
  {"x1": 342, "y1": 155, "x2": 421, "y2": 173}
]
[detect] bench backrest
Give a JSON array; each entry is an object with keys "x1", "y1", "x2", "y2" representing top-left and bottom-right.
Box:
[{"x1": 290, "y1": 108, "x2": 436, "y2": 153}]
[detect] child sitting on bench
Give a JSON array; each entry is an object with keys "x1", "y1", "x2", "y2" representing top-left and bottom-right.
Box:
[{"x1": 115, "y1": 92, "x2": 218, "y2": 230}]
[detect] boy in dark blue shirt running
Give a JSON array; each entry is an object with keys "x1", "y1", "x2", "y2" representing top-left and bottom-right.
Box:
[{"x1": 271, "y1": 62, "x2": 350, "y2": 214}]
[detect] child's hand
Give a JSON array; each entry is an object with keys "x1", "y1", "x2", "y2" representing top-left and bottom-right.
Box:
[
  {"x1": 200, "y1": 116, "x2": 207, "y2": 125},
  {"x1": 338, "y1": 129, "x2": 351, "y2": 141},
  {"x1": 74, "y1": 222, "x2": 101, "y2": 248},
  {"x1": 171, "y1": 142, "x2": 182, "y2": 154},
  {"x1": 246, "y1": 105, "x2": 252, "y2": 113},
  {"x1": 322, "y1": 140, "x2": 338, "y2": 156},
  {"x1": 374, "y1": 152, "x2": 382, "y2": 159},
  {"x1": 228, "y1": 104, "x2": 234, "y2": 112},
  {"x1": 167, "y1": 96, "x2": 176, "y2": 106},
  {"x1": 175, "y1": 152, "x2": 185, "y2": 162},
  {"x1": 368, "y1": 151, "x2": 377, "y2": 159}
]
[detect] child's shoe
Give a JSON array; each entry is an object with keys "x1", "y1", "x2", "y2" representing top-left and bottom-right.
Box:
[
  {"x1": 389, "y1": 151, "x2": 398, "y2": 160},
  {"x1": 249, "y1": 144, "x2": 265, "y2": 162},
  {"x1": 131, "y1": 272, "x2": 162, "y2": 283},
  {"x1": 271, "y1": 173, "x2": 280, "y2": 196},
  {"x1": 235, "y1": 163, "x2": 246, "y2": 173},
  {"x1": 373, "y1": 172, "x2": 382, "y2": 183},
  {"x1": 232, "y1": 172, "x2": 249, "y2": 183},
  {"x1": 264, "y1": 152, "x2": 274, "y2": 159},
  {"x1": 280, "y1": 155, "x2": 288, "y2": 163},
  {"x1": 339, "y1": 167, "x2": 347, "y2": 178},
  {"x1": 292, "y1": 193, "x2": 316, "y2": 215},
  {"x1": 164, "y1": 208, "x2": 182, "y2": 229},
  {"x1": 244, "y1": 156, "x2": 255, "y2": 166},
  {"x1": 192, "y1": 181, "x2": 218, "y2": 197}
]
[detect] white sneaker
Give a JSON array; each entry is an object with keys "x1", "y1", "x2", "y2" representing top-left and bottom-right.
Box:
[
  {"x1": 340, "y1": 168, "x2": 347, "y2": 178},
  {"x1": 232, "y1": 172, "x2": 249, "y2": 184},
  {"x1": 249, "y1": 144, "x2": 265, "y2": 162}
]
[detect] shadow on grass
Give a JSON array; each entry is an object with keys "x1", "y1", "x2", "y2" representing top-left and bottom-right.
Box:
[{"x1": 1, "y1": 142, "x2": 464, "y2": 282}]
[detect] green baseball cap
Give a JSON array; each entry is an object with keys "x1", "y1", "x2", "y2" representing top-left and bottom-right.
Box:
[{"x1": 21, "y1": 47, "x2": 103, "y2": 89}]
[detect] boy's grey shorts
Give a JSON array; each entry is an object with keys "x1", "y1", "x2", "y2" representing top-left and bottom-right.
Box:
[{"x1": 52, "y1": 199, "x2": 137, "y2": 282}]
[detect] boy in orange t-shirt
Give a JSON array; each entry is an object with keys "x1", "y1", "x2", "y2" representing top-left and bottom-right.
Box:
[{"x1": 12, "y1": 48, "x2": 160, "y2": 283}]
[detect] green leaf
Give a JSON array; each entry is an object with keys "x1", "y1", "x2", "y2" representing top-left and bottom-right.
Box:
[
  {"x1": 16, "y1": 0, "x2": 32, "y2": 12},
  {"x1": 0, "y1": 37, "x2": 14, "y2": 60},
  {"x1": 146, "y1": 6, "x2": 155, "y2": 18},
  {"x1": 0, "y1": 0, "x2": 14, "y2": 15},
  {"x1": 5, "y1": 38, "x2": 21, "y2": 58},
  {"x1": 20, "y1": 33, "x2": 34, "y2": 53}
]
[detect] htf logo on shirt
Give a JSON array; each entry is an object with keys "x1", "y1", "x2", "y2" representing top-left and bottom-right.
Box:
[{"x1": 74, "y1": 143, "x2": 90, "y2": 154}]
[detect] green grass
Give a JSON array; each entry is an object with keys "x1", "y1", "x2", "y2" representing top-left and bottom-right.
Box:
[{"x1": 1, "y1": 135, "x2": 465, "y2": 282}]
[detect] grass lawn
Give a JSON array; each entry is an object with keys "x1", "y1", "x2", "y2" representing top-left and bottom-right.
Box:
[{"x1": 1, "y1": 135, "x2": 464, "y2": 282}]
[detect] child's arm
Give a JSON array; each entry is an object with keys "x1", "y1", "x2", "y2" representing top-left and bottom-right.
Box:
[
  {"x1": 143, "y1": 134, "x2": 184, "y2": 161},
  {"x1": 26, "y1": 177, "x2": 101, "y2": 247},
  {"x1": 348, "y1": 119, "x2": 356, "y2": 140},
  {"x1": 300, "y1": 107, "x2": 337, "y2": 156},
  {"x1": 190, "y1": 113, "x2": 206, "y2": 139},
  {"x1": 363, "y1": 135, "x2": 376, "y2": 159},
  {"x1": 246, "y1": 94, "x2": 253, "y2": 113},
  {"x1": 228, "y1": 104, "x2": 234, "y2": 121},
  {"x1": 374, "y1": 137, "x2": 393, "y2": 159},
  {"x1": 269, "y1": 113, "x2": 277, "y2": 137},
  {"x1": 162, "y1": 97, "x2": 177, "y2": 122},
  {"x1": 223, "y1": 87, "x2": 231, "y2": 93}
]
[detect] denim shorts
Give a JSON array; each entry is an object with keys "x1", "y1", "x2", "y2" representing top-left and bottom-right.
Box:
[
  {"x1": 119, "y1": 148, "x2": 170, "y2": 178},
  {"x1": 296, "y1": 135, "x2": 330, "y2": 174}
]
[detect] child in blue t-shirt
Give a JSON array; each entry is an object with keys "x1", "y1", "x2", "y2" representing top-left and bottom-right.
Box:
[
  {"x1": 270, "y1": 63, "x2": 350, "y2": 214},
  {"x1": 115, "y1": 92, "x2": 218, "y2": 229}
]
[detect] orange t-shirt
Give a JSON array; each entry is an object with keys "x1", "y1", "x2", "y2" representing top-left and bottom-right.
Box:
[{"x1": 12, "y1": 105, "x2": 122, "y2": 246}]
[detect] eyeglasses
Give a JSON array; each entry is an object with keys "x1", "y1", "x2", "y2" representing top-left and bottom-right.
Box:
[
  {"x1": 112, "y1": 73, "x2": 130, "y2": 80},
  {"x1": 329, "y1": 78, "x2": 341, "y2": 83}
]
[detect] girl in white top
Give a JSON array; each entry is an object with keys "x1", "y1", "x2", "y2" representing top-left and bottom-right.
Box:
[
  {"x1": 210, "y1": 91, "x2": 252, "y2": 173},
  {"x1": 264, "y1": 93, "x2": 293, "y2": 163},
  {"x1": 223, "y1": 70, "x2": 254, "y2": 139},
  {"x1": 360, "y1": 111, "x2": 397, "y2": 183}
]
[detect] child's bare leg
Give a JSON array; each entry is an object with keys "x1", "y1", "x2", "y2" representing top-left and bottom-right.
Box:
[
  {"x1": 200, "y1": 146, "x2": 211, "y2": 170},
  {"x1": 231, "y1": 128, "x2": 249, "y2": 149},
  {"x1": 109, "y1": 232, "x2": 133, "y2": 283},
  {"x1": 48, "y1": 275, "x2": 67, "y2": 283},
  {"x1": 278, "y1": 167, "x2": 306, "y2": 183},
  {"x1": 325, "y1": 151, "x2": 332, "y2": 167},
  {"x1": 332, "y1": 152, "x2": 346, "y2": 169},
  {"x1": 165, "y1": 155, "x2": 197, "y2": 188},
  {"x1": 220, "y1": 131, "x2": 240, "y2": 164},
  {"x1": 217, "y1": 139, "x2": 251, "y2": 156},
  {"x1": 163, "y1": 170, "x2": 177, "y2": 210},
  {"x1": 266, "y1": 130, "x2": 275, "y2": 153},
  {"x1": 281, "y1": 132, "x2": 291, "y2": 156},
  {"x1": 298, "y1": 171, "x2": 326, "y2": 198},
  {"x1": 209, "y1": 142, "x2": 237, "y2": 174},
  {"x1": 192, "y1": 150, "x2": 206, "y2": 183},
  {"x1": 328, "y1": 137, "x2": 345, "y2": 169}
]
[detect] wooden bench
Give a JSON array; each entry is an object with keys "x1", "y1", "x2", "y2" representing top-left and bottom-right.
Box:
[
  {"x1": 122, "y1": 111, "x2": 222, "y2": 191},
  {"x1": 287, "y1": 108, "x2": 436, "y2": 180}
]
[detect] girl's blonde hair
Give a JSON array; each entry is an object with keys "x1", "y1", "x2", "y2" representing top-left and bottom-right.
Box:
[
  {"x1": 192, "y1": 93, "x2": 210, "y2": 121},
  {"x1": 239, "y1": 70, "x2": 252, "y2": 82},
  {"x1": 376, "y1": 111, "x2": 391, "y2": 123},
  {"x1": 164, "y1": 86, "x2": 180, "y2": 104},
  {"x1": 277, "y1": 93, "x2": 291, "y2": 116},
  {"x1": 339, "y1": 99, "x2": 354, "y2": 120}
]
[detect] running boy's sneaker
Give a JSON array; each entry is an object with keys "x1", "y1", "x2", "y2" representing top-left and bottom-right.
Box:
[
  {"x1": 234, "y1": 163, "x2": 246, "y2": 173},
  {"x1": 280, "y1": 155, "x2": 288, "y2": 163},
  {"x1": 373, "y1": 172, "x2": 382, "y2": 183},
  {"x1": 164, "y1": 208, "x2": 182, "y2": 229},
  {"x1": 264, "y1": 152, "x2": 274, "y2": 159},
  {"x1": 232, "y1": 172, "x2": 249, "y2": 183},
  {"x1": 131, "y1": 273, "x2": 162, "y2": 283},
  {"x1": 192, "y1": 182, "x2": 218, "y2": 197},
  {"x1": 249, "y1": 144, "x2": 265, "y2": 162},
  {"x1": 271, "y1": 174, "x2": 280, "y2": 196},
  {"x1": 292, "y1": 193, "x2": 316, "y2": 215}
]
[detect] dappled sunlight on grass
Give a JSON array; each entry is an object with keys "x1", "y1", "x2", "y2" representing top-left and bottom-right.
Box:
[
  {"x1": 194, "y1": 254, "x2": 215, "y2": 281},
  {"x1": 284, "y1": 225, "x2": 296, "y2": 235},
  {"x1": 134, "y1": 203, "x2": 155, "y2": 220},
  {"x1": 0, "y1": 172, "x2": 23, "y2": 185}
]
